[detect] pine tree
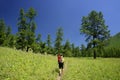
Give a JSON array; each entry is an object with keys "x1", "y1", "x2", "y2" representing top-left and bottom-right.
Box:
[
  {"x1": 0, "y1": 19, "x2": 14, "y2": 47},
  {"x1": 64, "y1": 40, "x2": 72, "y2": 56},
  {"x1": 16, "y1": 8, "x2": 37, "y2": 52},
  {"x1": 71, "y1": 43, "x2": 75, "y2": 57},
  {"x1": 35, "y1": 34, "x2": 42, "y2": 53},
  {"x1": 74, "y1": 46, "x2": 81, "y2": 57},
  {"x1": 54, "y1": 27, "x2": 63, "y2": 54},
  {"x1": 26, "y1": 7, "x2": 37, "y2": 52},
  {"x1": 16, "y1": 8, "x2": 27, "y2": 50},
  {"x1": 5, "y1": 26, "x2": 12, "y2": 47},
  {"x1": 80, "y1": 44, "x2": 86, "y2": 57},
  {"x1": 46, "y1": 34, "x2": 52, "y2": 54},
  {"x1": 80, "y1": 10, "x2": 110, "y2": 59},
  {"x1": 0, "y1": 19, "x2": 6, "y2": 46}
]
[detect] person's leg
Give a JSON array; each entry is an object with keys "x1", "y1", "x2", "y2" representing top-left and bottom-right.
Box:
[
  {"x1": 59, "y1": 62, "x2": 62, "y2": 76},
  {"x1": 61, "y1": 63, "x2": 64, "y2": 74},
  {"x1": 59, "y1": 68, "x2": 61, "y2": 75}
]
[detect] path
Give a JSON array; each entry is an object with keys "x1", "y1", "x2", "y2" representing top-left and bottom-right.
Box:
[{"x1": 56, "y1": 62, "x2": 67, "y2": 80}]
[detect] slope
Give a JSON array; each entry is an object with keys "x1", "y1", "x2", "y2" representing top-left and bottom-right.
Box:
[
  {"x1": 107, "y1": 32, "x2": 120, "y2": 48},
  {"x1": 0, "y1": 47, "x2": 58, "y2": 80}
]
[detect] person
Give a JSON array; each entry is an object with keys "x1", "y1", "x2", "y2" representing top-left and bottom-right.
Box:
[
  {"x1": 57, "y1": 53, "x2": 64, "y2": 76},
  {"x1": 57, "y1": 53, "x2": 61, "y2": 63}
]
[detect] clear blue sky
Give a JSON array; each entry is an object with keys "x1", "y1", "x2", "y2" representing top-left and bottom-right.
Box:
[{"x1": 0, "y1": 0, "x2": 120, "y2": 46}]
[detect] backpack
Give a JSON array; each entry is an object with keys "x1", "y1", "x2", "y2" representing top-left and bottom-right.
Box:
[{"x1": 58, "y1": 54, "x2": 62, "y2": 63}]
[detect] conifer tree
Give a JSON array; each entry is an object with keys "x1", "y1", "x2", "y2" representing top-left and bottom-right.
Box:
[
  {"x1": 55, "y1": 27, "x2": 63, "y2": 54},
  {"x1": 80, "y1": 10, "x2": 110, "y2": 59}
]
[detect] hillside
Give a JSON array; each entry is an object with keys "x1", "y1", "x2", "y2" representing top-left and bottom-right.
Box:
[
  {"x1": 0, "y1": 47, "x2": 58, "y2": 80},
  {"x1": 108, "y1": 32, "x2": 120, "y2": 48}
]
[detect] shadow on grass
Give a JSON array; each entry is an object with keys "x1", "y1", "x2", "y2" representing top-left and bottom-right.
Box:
[{"x1": 52, "y1": 67, "x2": 59, "y2": 74}]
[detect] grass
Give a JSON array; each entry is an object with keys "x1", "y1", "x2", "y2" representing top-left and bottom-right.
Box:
[
  {"x1": 62, "y1": 57, "x2": 120, "y2": 80},
  {"x1": 0, "y1": 47, "x2": 120, "y2": 80},
  {"x1": 0, "y1": 47, "x2": 58, "y2": 80}
]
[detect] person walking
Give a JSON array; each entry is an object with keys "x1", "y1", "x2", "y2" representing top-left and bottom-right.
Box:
[{"x1": 57, "y1": 53, "x2": 64, "y2": 76}]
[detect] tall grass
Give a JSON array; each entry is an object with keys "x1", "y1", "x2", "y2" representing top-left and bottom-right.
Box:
[
  {"x1": 0, "y1": 47, "x2": 58, "y2": 80},
  {"x1": 62, "y1": 58, "x2": 120, "y2": 80},
  {"x1": 1, "y1": 47, "x2": 120, "y2": 80}
]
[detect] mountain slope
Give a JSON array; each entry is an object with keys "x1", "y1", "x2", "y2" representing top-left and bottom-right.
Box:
[
  {"x1": 0, "y1": 47, "x2": 58, "y2": 80},
  {"x1": 107, "y1": 32, "x2": 120, "y2": 48}
]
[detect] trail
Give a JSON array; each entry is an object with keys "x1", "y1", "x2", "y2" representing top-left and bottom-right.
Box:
[{"x1": 56, "y1": 62, "x2": 68, "y2": 80}]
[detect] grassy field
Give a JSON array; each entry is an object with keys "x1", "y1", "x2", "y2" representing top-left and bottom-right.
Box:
[
  {"x1": 0, "y1": 47, "x2": 120, "y2": 80},
  {"x1": 0, "y1": 47, "x2": 58, "y2": 80},
  {"x1": 62, "y1": 58, "x2": 120, "y2": 80}
]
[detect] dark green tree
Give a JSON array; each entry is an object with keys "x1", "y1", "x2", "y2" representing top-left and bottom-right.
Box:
[
  {"x1": 0, "y1": 19, "x2": 14, "y2": 47},
  {"x1": 36, "y1": 34, "x2": 42, "y2": 43},
  {"x1": 71, "y1": 43, "x2": 75, "y2": 57},
  {"x1": 54, "y1": 27, "x2": 63, "y2": 54},
  {"x1": 26, "y1": 7, "x2": 37, "y2": 52},
  {"x1": 46, "y1": 34, "x2": 52, "y2": 54},
  {"x1": 5, "y1": 26, "x2": 12, "y2": 47},
  {"x1": 47, "y1": 34, "x2": 51, "y2": 48},
  {"x1": 80, "y1": 10, "x2": 110, "y2": 59},
  {"x1": 16, "y1": 8, "x2": 27, "y2": 50},
  {"x1": 74, "y1": 46, "x2": 81, "y2": 57},
  {"x1": 64, "y1": 40, "x2": 72, "y2": 57},
  {"x1": 26, "y1": 7, "x2": 37, "y2": 23},
  {"x1": 0, "y1": 19, "x2": 6, "y2": 46},
  {"x1": 40, "y1": 42, "x2": 47, "y2": 54},
  {"x1": 35, "y1": 34, "x2": 47, "y2": 54},
  {"x1": 16, "y1": 8, "x2": 37, "y2": 52},
  {"x1": 80, "y1": 44, "x2": 86, "y2": 57},
  {"x1": 6, "y1": 26, "x2": 11, "y2": 37},
  {"x1": 34, "y1": 34, "x2": 42, "y2": 53},
  {"x1": 9, "y1": 35, "x2": 16, "y2": 48}
]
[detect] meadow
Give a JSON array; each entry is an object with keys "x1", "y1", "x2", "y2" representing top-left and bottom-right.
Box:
[
  {"x1": 62, "y1": 58, "x2": 120, "y2": 80},
  {"x1": 0, "y1": 47, "x2": 120, "y2": 80},
  {"x1": 0, "y1": 47, "x2": 58, "y2": 80}
]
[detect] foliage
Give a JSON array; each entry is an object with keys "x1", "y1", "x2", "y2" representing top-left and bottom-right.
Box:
[
  {"x1": 0, "y1": 19, "x2": 7, "y2": 46},
  {"x1": 46, "y1": 34, "x2": 52, "y2": 54},
  {"x1": 26, "y1": 8, "x2": 37, "y2": 52},
  {"x1": 0, "y1": 19, "x2": 14, "y2": 47},
  {"x1": 54, "y1": 27, "x2": 63, "y2": 54},
  {"x1": 16, "y1": 8, "x2": 28, "y2": 50},
  {"x1": 80, "y1": 10, "x2": 110, "y2": 59},
  {"x1": 16, "y1": 8, "x2": 37, "y2": 52},
  {"x1": 63, "y1": 40, "x2": 72, "y2": 57},
  {"x1": 0, "y1": 9, "x2": 120, "y2": 57}
]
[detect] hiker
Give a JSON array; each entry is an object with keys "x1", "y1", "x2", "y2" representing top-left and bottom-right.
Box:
[{"x1": 57, "y1": 53, "x2": 64, "y2": 76}]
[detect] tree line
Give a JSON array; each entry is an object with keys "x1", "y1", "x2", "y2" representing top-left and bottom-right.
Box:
[{"x1": 0, "y1": 8, "x2": 120, "y2": 58}]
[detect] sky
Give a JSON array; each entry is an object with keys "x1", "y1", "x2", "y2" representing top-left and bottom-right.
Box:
[{"x1": 0, "y1": 0, "x2": 120, "y2": 47}]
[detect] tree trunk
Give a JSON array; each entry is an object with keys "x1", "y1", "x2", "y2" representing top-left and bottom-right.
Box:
[
  {"x1": 26, "y1": 46, "x2": 29, "y2": 52},
  {"x1": 93, "y1": 49, "x2": 96, "y2": 59},
  {"x1": 93, "y1": 36, "x2": 96, "y2": 59}
]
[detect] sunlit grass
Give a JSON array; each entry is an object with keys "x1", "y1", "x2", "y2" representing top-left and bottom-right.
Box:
[
  {"x1": 62, "y1": 57, "x2": 120, "y2": 80},
  {"x1": 0, "y1": 47, "x2": 58, "y2": 80},
  {"x1": 1, "y1": 47, "x2": 120, "y2": 80}
]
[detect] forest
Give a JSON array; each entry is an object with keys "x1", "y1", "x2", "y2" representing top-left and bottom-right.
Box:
[{"x1": 0, "y1": 8, "x2": 120, "y2": 58}]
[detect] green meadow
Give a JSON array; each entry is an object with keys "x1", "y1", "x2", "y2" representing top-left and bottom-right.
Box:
[
  {"x1": 0, "y1": 47, "x2": 120, "y2": 80},
  {"x1": 63, "y1": 58, "x2": 120, "y2": 80},
  {"x1": 0, "y1": 47, "x2": 58, "y2": 80}
]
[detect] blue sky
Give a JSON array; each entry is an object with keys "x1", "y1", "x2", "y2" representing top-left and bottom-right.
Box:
[{"x1": 0, "y1": 0, "x2": 120, "y2": 46}]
